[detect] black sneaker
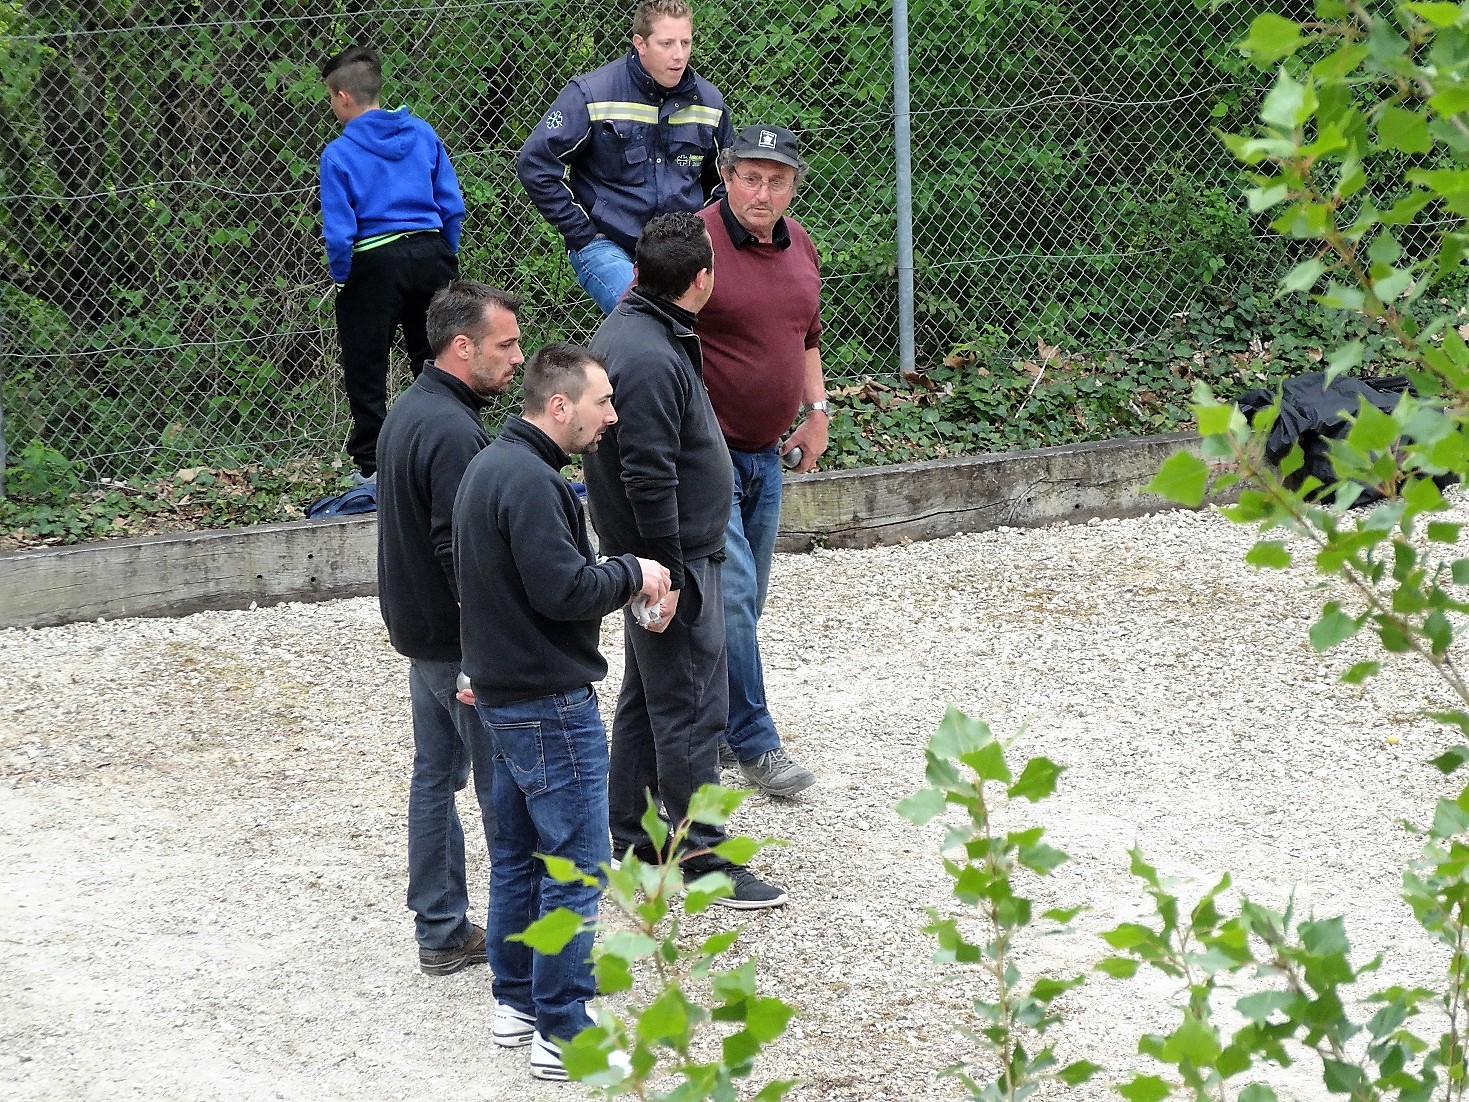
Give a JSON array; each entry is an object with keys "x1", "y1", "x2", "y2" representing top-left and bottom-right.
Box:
[
  {"x1": 689, "y1": 866, "x2": 789, "y2": 910},
  {"x1": 418, "y1": 922, "x2": 487, "y2": 976},
  {"x1": 718, "y1": 741, "x2": 739, "y2": 769}
]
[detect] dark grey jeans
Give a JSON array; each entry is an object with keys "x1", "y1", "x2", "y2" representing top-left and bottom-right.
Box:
[
  {"x1": 608, "y1": 554, "x2": 731, "y2": 871},
  {"x1": 406, "y1": 657, "x2": 496, "y2": 950}
]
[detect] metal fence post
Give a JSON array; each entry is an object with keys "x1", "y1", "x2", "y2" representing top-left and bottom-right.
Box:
[{"x1": 891, "y1": 0, "x2": 916, "y2": 377}]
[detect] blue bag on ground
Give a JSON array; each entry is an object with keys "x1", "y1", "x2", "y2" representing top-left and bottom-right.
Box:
[{"x1": 306, "y1": 482, "x2": 377, "y2": 518}]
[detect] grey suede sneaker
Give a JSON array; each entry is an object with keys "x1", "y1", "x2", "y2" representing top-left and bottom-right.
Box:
[
  {"x1": 417, "y1": 922, "x2": 486, "y2": 976},
  {"x1": 738, "y1": 747, "x2": 816, "y2": 797}
]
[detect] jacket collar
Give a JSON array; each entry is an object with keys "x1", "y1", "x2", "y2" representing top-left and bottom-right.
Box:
[
  {"x1": 419, "y1": 361, "x2": 490, "y2": 410},
  {"x1": 718, "y1": 197, "x2": 791, "y2": 250},
  {"x1": 499, "y1": 415, "x2": 572, "y2": 471},
  {"x1": 621, "y1": 289, "x2": 697, "y2": 335},
  {"x1": 625, "y1": 49, "x2": 698, "y2": 101}
]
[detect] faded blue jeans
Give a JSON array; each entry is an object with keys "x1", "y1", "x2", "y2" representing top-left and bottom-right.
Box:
[
  {"x1": 567, "y1": 237, "x2": 634, "y2": 314},
  {"x1": 722, "y1": 447, "x2": 785, "y2": 761},
  {"x1": 406, "y1": 658, "x2": 496, "y2": 951},
  {"x1": 475, "y1": 686, "x2": 610, "y2": 1045}
]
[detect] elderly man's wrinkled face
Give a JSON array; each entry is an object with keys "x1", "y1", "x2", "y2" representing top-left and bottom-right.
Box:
[{"x1": 722, "y1": 158, "x2": 797, "y2": 243}]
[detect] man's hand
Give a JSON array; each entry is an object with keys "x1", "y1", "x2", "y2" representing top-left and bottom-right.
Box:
[
  {"x1": 643, "y1": 588, "x2": 680, "y2": 633},
  {"x1": 782, "y1": 414, "x2": 829, "y2": 474},
  {"x1": 634, "y1": 557, "x2": 672, "y2": 604}
]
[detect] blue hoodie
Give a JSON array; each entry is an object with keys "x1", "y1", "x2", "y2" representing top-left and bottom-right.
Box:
[{"x1": 319, "y1": 107, "x2": 466, "y2": 284}]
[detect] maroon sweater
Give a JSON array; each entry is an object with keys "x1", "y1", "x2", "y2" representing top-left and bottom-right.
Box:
[{"x1": 696, "y1": 201, "x2": 822, "y2": 452}]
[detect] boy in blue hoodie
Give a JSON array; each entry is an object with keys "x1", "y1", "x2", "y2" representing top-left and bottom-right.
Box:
[{"x1": 320, "y1": 46, "x2": 467, "y2": 481}]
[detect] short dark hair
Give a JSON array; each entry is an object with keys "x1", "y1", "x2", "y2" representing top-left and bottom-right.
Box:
[
  {"x1": 634, "y1": 211, "x2": 713, "y2": 301},
  {"x1": 632, "y1": 0, "x2": 693, "y2": 38},
  {"x1": 426, "y1": 282, "x2": 521, "y2": 356},
  {"x1": 522, "y1": 343, "x2": 602, "y2": 414},
  {"x1": 321, "y1": 46, "x2": 382, "y2": 103}
]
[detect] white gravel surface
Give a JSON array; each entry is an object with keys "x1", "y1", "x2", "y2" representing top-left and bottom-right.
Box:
[{"x1": 0, "y1": 502, "x2": 1459, "y2": 1102}]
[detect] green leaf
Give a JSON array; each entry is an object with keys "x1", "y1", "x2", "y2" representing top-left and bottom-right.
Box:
[
  {"x1": 1096, "y1": 956, "x2": 1142, "y2": 978},
  {"x1": 1261, "y1": 70, "x2": 1315, "y2": 129},
  {"x1": 744, "y1": 996, "x2": 795, "y2": 1041},
  {"x1": 640, "y1": 797, "x2": 669, "y2": 854},
  {"x1": 601, "y1": 929, "x2": 658, "y2": 962},
  {"x1": 1196, "y1": 402, "x2": 1237, "y2": 435},
  {"x1": 1058, "y1": 1059, "x2": 1102, "y2": 1085},
  {"x1": 1346, "y1": 401, "x2": 1399, "y2": 453},
  {"x1": 540, "y1": 853, "x2": 599, "y2": 886},
  {"x1": 1149, "y1": 451, "x2": 1209, "y2": 507},
  {"x1": 1018, "y1": 841, "x2": 1070, "y2": 875},
  {"x1": 1236, "y1": 990, "x2": 1292, "y2": 1024},
  {"x1": 1161, "y1": 1013, "x2": 1222, "y2": 1066},
  {"x1": 1341, "y1": 661, "x2": 1380, "y2": 684},
  {"x1": 687, "y1": 783, "x2": 747, "y2": 826},
  {"x1": 960, "y1": 739, "x2": 1012, "y2": 784},
  {"x1": 636, "y1": 987, "x2": 692, "y2": 1044},
  {"x1": 1407, "y1": 1, "x2": 1465, "y2": 28},
  {"x1": 1281, "y1": 258, "x2": 1325, "y2": 293},
  {"x1": 1008, "y1": 756, "x2": 1064, "y2": 802},
  {"x1": 1117, "y1": 1073, "x2": 1172, "y2": 1102},
  {"x1": 509, "y1": 907, "x2": 587, "y2": 954},
  {"x1": 1240, "y1": 13, "x2": 1303, "y2": 66},
  {"x1": 1101, "y1": 923, "x2": 1155, "y2": 950},
  {"x1": 1246, "y1": 540, "x2": 1292, "y2": 569},
  {"x1": 683, "y1": 871, "x2": 734, "y2": 913},
  {"x1": 1430, "y1": 743, "x2": 1469, "y2": 774},
  {"x1": 896, "y1": 785, "x2": 947, "y2": 825},
  {"x1": 930, "y1": 706, "x2": 995, "y2": 761},
  {"x1": 1309, "y1": 607, "x2": 1360, "y2": 651},
  {"x1": 1238, "y1": 1085, "x2": 1280, "y2": 1102},
  {"x1": 698, "y1": 929, "x2": 740, "y2": 957},
  {"x1": 1322, "y1": 1058, "x2": 1368, "y2": 1094},
  {"x1": 1377, "y1": 106, "x2": 1432, "y2": 153},
  {"x1": 712, "y1": 835, "x2": 764, "y2": 866}
]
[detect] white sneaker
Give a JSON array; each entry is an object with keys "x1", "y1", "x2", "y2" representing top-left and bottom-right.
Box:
[
  {"x1": 492, "y1": 1003, "x2": 535, "y2": 1049},
  {"x1": 530, "y1": 1031, "x2": 568, "y2": 1081}
]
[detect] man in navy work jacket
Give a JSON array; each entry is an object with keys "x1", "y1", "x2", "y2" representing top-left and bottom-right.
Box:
[
  {"x1": 320, "y1": 45, "x2": 466, "y2": 482},
  {"x1": 583, "y1": 211, "x2": 788, "y2": 909},
  {"x1": 516, "y1": 0, "x2": 733, "y2": 314},
  {"x1": 454, "y1": 343, "x2": 670, "y2": 1081},
  {"x1": 376, "y1": 281, "x2": 524, "y2": 975}
]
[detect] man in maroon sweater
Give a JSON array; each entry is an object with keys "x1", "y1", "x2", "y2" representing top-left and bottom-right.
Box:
[{"x1": 695, "y1": 124, "x2": 827, "y2": 797}]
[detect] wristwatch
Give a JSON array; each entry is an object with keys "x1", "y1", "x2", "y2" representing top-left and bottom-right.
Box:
[{"x1": 804, "y1": 400, "x2": 831, "y2": 417}]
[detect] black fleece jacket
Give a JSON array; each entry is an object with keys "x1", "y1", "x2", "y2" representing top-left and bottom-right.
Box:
[
  {"x1": 376, "y1": 363, "x2": 489, "y2": 661},
  {"x1": 583, "y1": 292, "x2": 732, "y2": 589},
  {"x1": 454, "y1": 416, "x2": 643, "y2": 705}
]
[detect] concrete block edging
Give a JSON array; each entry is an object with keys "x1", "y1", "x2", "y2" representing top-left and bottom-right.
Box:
[{"x1": 0, "y1": 432, "x2": 1201, "y2": 629}]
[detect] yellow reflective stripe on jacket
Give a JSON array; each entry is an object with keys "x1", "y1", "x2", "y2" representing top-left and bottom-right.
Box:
[
  {"x1": 667, "y1": 104, "x2": 723, "y2": 127},
  {"x1": 587, "y1": 101, "x2": 659, "y2": 124}
]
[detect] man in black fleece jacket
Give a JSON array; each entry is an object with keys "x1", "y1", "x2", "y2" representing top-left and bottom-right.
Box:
[
  {"x1": 453, "y1": 343, "x2": 669, "y2": 1079},
  {"x1": 376, "y1": 281, "x2": 524, "y2": 975},
  {"x1": 584, "y1": 211, "x2": 787, "y2": 909}
]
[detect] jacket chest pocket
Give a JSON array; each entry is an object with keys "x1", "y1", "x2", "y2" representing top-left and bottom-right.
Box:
[{"x1": 592, "y1": 120, "x2": 649, "y2": 183}]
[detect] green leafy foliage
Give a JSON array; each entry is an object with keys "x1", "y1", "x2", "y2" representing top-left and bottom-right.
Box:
[
  {"x1": 896, "y1": 706, "x2": 1094, "y2": 1101},
  {"x1": 550, "y1": 785, "x2": 794, "y2": 1100}
]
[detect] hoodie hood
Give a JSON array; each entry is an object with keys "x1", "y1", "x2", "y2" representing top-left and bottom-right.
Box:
[{"x1": 344, "y1": 107, "x2": 417, "y2": 161}]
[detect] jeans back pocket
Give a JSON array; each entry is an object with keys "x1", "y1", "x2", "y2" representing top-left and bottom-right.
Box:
[{"x1": 491, "y1": 721, "x2": 547, "y2": 796}]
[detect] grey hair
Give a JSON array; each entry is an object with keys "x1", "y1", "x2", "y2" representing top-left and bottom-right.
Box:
[{"x1": 718, "y1": 147, "x2": 809, "y2": 191}]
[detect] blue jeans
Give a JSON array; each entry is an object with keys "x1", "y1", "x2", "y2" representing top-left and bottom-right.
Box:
[
  {"x1": 476, "y1": 686, "x2": 611, "y2": 1044},
  {"x1": 567, "y1": 238, "x2": 634, "y2": 314},
  {"x1": 407, "y1": 658, "x2": 497, "y2": 951},
  {"x1": 722, "y1": 448, "x2": 785, "y2": 761}
]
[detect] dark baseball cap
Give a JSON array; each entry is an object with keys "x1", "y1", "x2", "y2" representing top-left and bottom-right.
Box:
[{"x1": 729, "y1": 124, "x2": 801, "y2": 169}]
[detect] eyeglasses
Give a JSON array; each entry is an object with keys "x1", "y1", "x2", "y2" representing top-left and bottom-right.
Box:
[{"x1": 731, "y1": 171, "x2": 794, "y2": 195}]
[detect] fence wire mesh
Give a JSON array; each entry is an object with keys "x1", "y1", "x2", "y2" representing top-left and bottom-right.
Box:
[{"x1": 0, "y1": 0, "x2": 1260, "y2": 480}]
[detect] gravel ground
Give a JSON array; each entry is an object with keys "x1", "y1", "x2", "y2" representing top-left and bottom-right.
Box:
[{"x1": 0, "y1": 501, "x2": 1459, "y2": 1102}]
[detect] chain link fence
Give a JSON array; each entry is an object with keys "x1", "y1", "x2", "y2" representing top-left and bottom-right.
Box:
[{"x1": 1, "y1": 0, "x2": 1261, "y2": 481}]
